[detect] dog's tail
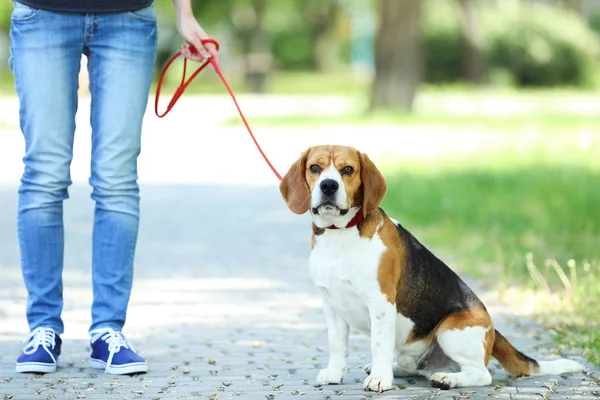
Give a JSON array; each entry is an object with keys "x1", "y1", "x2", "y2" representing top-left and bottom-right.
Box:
[{"x1": 492, "y1": 329, "x2": 583, "y2": 376}]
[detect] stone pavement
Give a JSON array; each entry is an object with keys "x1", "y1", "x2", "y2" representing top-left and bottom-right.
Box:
[{"x1": 0, "y1": 95, "x2": 598, "y2": 399}]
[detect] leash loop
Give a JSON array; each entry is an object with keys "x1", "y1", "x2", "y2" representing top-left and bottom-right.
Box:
[{"x1": 155, "y1": 38, "x2": 282, "y2": 181}]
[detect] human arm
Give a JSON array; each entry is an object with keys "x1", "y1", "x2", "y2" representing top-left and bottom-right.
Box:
[{"x1": 172, "y1": 0, "x2": 220, "y2": 64}]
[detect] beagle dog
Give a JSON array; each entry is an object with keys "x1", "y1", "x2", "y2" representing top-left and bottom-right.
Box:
[{"x1": 279, "y1": 145, "x2": 583, "y2": 392}]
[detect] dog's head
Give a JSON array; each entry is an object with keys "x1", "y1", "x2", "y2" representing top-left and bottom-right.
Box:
[{"x1": 279, "y1": 145, "x2": 387, "y2": 228}]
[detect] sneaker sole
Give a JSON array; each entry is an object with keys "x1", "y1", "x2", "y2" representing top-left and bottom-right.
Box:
[
  {"x1": 15, "y1": 362, "x2": 56, "y2": 373},
  {"x1": 90, "y1": 358, "x2": 148, "y2": 375}
]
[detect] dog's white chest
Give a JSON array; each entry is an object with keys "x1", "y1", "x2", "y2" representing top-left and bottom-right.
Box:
[{"x1": 309, "y1": 228, "x2": 386, "y2": 332}]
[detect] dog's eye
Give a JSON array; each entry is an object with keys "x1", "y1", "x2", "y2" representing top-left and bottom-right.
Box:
[
  {"x1": 309, "y1": 165, "x2": 322, "y2": 174},
  {"x1": 341, "y1": 166, "x2": 354, "y2": 176}
]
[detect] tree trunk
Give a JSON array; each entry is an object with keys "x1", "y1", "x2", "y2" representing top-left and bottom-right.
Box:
[
  {"x1": 563, "y1": 0, "x2": 581, "y2": 14},
  {"x1": 244, "y1": 0, "x2": 271, "y2": 93},
  {"x1": 369, "y1": 0, "x2": 422, "y2": 112},
  {"x1": 458, "y1": 0, "x2": 484, "y2": 84},
  {"x1": 231, "y1": 0, "x2": 271, "y2": 93},
  {"x1": 304, "y1": 0, "x2": 340, "y2": 72}
]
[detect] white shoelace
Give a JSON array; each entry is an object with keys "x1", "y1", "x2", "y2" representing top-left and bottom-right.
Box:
[
  {"x1": 90, "y1": 328, "x2": 135, "y2": 372},
  {"x1": 23, "y1": 327, "x2": 57, "y2": 363}
]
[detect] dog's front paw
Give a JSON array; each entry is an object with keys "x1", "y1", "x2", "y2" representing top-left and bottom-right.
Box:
[
  {"x1": 315, "y1": 367, "x2": 345, "y2": 386},
  {"x1": 363, "y1": 370, "x2": 393, "y2": 392},
  {"x1": 429, "y1": 372, "x2": 459, "y2": 390}
]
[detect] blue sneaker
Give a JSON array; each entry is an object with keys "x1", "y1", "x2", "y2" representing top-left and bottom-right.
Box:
[
  {"x1": 89, "y1": 328, "x2": 148, "y2": 375},
  {"x1": 15, "y1": 327, "x2": 61, "y2": 373}
]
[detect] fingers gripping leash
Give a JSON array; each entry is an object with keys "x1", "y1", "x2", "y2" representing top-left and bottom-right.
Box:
[{"x1": 154, "y1": 38, "x2": 282, "y2": 181}]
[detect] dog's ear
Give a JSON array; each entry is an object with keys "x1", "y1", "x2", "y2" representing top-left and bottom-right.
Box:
[
  {"x1": 280, "y1": 148, "x2": 311, "y2": 214},
  {"x1": 359, "y1": 151, "x2": 387, "y2": 218}
]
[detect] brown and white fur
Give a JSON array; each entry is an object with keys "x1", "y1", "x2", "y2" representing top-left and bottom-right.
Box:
[{"x1": 279, "y1": 145, "x2": 584, "y2": 392}]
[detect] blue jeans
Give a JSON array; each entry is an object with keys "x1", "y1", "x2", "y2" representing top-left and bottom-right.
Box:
[{"x1": 9, "y1": 1, "x2": 157, "y2": 334}]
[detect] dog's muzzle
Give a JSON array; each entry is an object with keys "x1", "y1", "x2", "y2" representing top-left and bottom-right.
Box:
[
  {"x1": 312, "y1": 179, "x2": 347, "y2": 215},
  {"x1": 312, "y1": 204, "x2": 349, "y2": 215},
  {"x1": 320, "y1": 179, "x2": 339, "y2": 196}
]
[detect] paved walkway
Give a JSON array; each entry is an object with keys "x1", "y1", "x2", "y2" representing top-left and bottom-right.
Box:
[{"x1": 0, "y1": 96, "x2": 598, "y2": 399}]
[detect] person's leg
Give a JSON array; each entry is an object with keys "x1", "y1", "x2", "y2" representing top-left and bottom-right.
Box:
[
  {"x1": 84, "y1": 5, "x2": 156, "y2": 374},
  {"x1": 86, "y1": 4, "x2": 157, "y2": 334},
  {"x1": 9, "y1": 1, "x2": 84, "y2": 373}
]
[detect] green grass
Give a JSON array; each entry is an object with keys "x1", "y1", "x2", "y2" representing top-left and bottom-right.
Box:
[
  {"x1": 379, "y1": 138, "x2": 600, "y2": 366},
  {"x1": 150, "y1": 67, "x2": 600, "y2": 96},
  {"x1": 0, "y1": 69, "x2": 14, "y2": 94},
  {"x1": 223, "y1": 112, "x2": 600, "y2": 131},
  {"x1": 151, "y1": 69, "x2": 370, "y2": 95}
]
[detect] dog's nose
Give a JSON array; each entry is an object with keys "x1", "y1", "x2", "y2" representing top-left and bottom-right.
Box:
[{"x1": 320, "y1": 179, "x2": 339, "y2": 196}]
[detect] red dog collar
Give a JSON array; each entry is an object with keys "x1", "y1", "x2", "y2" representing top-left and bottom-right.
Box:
[{"x1": 326, "y1": 210, "x2": 363, "y2": 230}]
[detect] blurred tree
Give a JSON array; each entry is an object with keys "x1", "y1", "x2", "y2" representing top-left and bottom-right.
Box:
[
  {"x1": 370, "y1": 0, "x2": 422, "y2": 112},
  {"x1": 228, "y1": 0, "x2": 272, "y2": 93},
  {"x1": 302, "y1": 0, "x2": 342, "y2": 71},
  {"x1": 270, "y1": 0, "x2": 347, "y2": 71},
  {"x1": 458, "y1": 0, "x2": 484, "y2": 84},
  {"x1": 0, "y1": 3, "x2": 11, "y2": 31},
  {"x1": 563, "y1": 0, "x2": 582, "y2": 13}
]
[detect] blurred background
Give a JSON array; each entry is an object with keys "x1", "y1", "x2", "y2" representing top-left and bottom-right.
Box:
[
  {"x1": 1, "y1": 0, "x2": 600, "y2": 100},
  {"x1": 0, "y1": 0, "x2": 599, "y2": 367}
]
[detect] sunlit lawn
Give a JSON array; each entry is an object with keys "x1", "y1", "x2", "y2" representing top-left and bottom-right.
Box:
[
  {"x1": 380, "y1": 138, "x2": 600, "y2": 365},
  {"x1": 223, "y1": 112, "x2": 600, "y2": 131}
]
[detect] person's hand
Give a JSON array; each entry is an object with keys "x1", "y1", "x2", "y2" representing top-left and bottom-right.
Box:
[
  {"x1": 173, "y1": 2, "x2": 219, "y2": 65},
  {"x1": 176, "y1": 15, "x2": 219, "y2": 64}
]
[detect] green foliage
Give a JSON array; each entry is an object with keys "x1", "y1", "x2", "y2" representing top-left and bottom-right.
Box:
[
  {"x1": 153, "y1": 0, "x2": 600, "y2": 87},
  {"x1": 590, "y1": 12, "x2": 600, "y2": 33},
  {"x1": 268, "y1": 2, "x2": 316, "y2": 70},
  {"x1": 485, "y1": 2, "x2": 600, "y2": 87},
  {"x1": 0, "y1": 1, "x2": 12, "y2": 31},
  {"x1": 2, "y1": 0, "x2": 600, "y2": 90},
  {"x1": 271, "y1": 32, "x2": 315, "y2": 70},
  {"x1": 422, "y1": 0, "x2": 600, "y2": 87},
  {"x1": 422, "y1": 0, "x2": 463, "y2": 83},
  {"x1": 268, "y1": 0, "x2": 345, "y2": 71}
]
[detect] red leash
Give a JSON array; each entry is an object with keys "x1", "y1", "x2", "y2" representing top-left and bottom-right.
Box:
[{"x1": 154, "y1": 38, "x2": 282, "y2": 181}]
